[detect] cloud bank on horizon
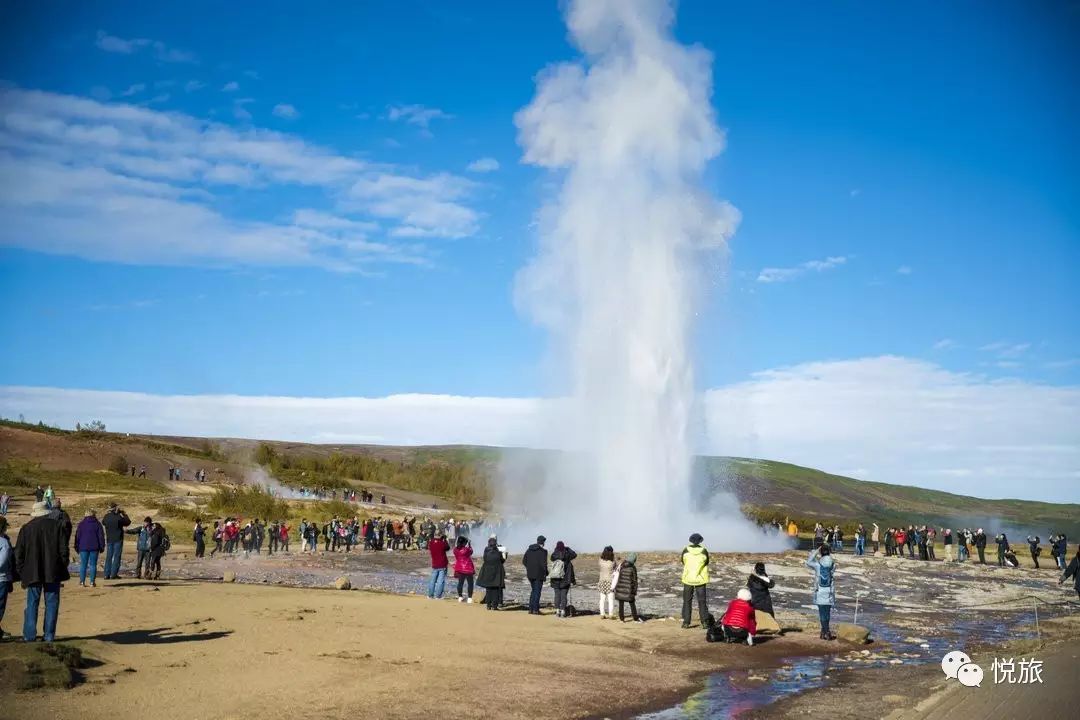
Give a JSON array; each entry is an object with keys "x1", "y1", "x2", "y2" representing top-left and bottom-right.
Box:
[{"x1": 2, "y1": 356, "x2": 1077, "y2": 504}]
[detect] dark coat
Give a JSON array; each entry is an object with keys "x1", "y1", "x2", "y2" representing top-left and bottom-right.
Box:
[
  {"x1": 476, "y1": 545, "x2": 506, "y2": 589},
  {"x1": 522, "y1": 543, "x2": 548, "y2": 581},
  {"x1": 102, "y1": 508, "x2": 132, "y2": 543},
  {"x1": 51, "y1": 509, "x2": 73, "y2": 548},
  {"x1": 14, "y1": 516, "x2": 71, "y2": 587},
  {"x1": 747, "y1": 573, "x2": 775, "y2": 616},
  {"x1": 549, "y1": 547, "x2": 577, "y2": 589},
  {"x1": 614, "y1": 560, "x2": 638, "y2": 601},
  {"x1": 74, "y1": 516, "x2": 106, "y2": 553},
  {"x1": 1062, "y1": 554, "x2": 1080, "y2": 594},
  {"x1": 149, "y1": 525, "x2": 167, "y2": 558}
]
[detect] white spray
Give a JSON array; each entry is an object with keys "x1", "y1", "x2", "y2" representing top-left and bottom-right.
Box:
[{"x1": 507, "y1": 0, "x2": 778, "y2": 551}]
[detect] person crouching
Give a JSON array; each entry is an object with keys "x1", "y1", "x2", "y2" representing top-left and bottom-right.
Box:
[{"x1": 719, "y1": 588, "x2": 757, "y2": 645}]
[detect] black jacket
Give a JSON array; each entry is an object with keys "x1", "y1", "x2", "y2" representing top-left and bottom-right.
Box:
[
  {"x1": 102, "y1": 509, "x2": 132, "y2": 543},
  {"x1": 50, "y1": 508, "x2": 73, "y2": 548},
  {"x1": 14, "y1": 516, "x2": 71, "y2": 587},
  {"x1": 549, "y1": 547, "x2": 577, "y2": 589},
  {"x1": 614, "y1": 560, "x2": 638, "y2": 601},
  {"x1": 522, "y1": 543, "x2": 548, "y2": 581},
  {"x1": 975, "y1": 532, "x2": 987, "y2": 549},
  {"x1": 476, "y1": 545, "x2": 506, "y2": 589},
  {"x1": 1062, "y1": 554, "x2": 1080, "y2": 593},
  {"x1": 149, "y1": 525, "x2": 167, "y2": 556},
  {"x1": 747, "y1": 573, "x2": 775, "y2": 616}
]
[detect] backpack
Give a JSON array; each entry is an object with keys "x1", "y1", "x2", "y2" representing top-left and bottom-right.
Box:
[
  {"x1": 549, "y1": 558, "x2": 565, "y2": 580},
  {"x1": 162, "y1": 534, "x2": 172, "y2": 552}
]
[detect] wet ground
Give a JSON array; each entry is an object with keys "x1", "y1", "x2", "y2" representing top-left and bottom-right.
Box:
[{"x1": 137, "y1": 545, "x2": 1075, "y2": 718}]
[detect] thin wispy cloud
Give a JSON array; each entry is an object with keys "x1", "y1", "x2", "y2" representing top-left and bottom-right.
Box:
[
  {"x1": 980, "y1": 341, "x2": 1031, "y2": 358},
  {"x1": 272, "y1": 103, "x2": 299, "y2": 120},
  {"x1": 120, "y1": 83, "x2": 145, "y2": 97},
  {"x1": 95, "y1": 31, "x2": 197, "y2": 64},
  {"x1": 0, "y1": 87, "x2": 483, "y2": 272},
  {"x1": 221, "y1": 81, "x2": 239, "y2": 92},
  {"x1": 466, "y1": 157, "x2": 500, "y2": 173},
  {"x1": 933, "y1": 338, "x2": 958, "y2": 350},
  {"x1": 184, "y1": 80, "x2": 205, "y2": 92},
  {"x1": 896, "y1": 265, "x2": 913, "y2": 275},
  {"x1": 386, "y1": 104, "x2": 453, "y2": 129},
  {"x1": 757, "y1": 255, "x2": 849, "y2": 284}
]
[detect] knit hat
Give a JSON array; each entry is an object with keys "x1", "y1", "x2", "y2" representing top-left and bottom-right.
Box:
[
  {"x1": 737, "y1": 588, "x2": 752, "y2": 602},
  {"x1": 689, "y1": 533, "x2": 703, "y2": 544},
  {"x1": 625, "y1": 552, "x2": 638, "y2": 564},
  {"x1": 30, "y1": 501, "x2": 50, "y2": 518}
]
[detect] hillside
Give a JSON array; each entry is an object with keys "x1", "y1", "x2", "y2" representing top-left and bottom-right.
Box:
[{"x1": 1, "y1": 419, "x2": 1076, "y2": 537}]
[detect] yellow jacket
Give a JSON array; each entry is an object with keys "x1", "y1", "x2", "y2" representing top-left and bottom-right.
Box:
[{"x1": 680, "y1": 544, "x2": 709, "y2": 586}]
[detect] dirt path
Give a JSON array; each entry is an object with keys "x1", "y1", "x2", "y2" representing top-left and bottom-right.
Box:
[{"x1": 5, "y1": 579, "x2": 829, "y2": 720}]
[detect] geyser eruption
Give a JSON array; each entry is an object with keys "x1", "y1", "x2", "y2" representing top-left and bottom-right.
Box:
[{"x1": 506, "y1": 0, "x2": 770, "y2": 551}]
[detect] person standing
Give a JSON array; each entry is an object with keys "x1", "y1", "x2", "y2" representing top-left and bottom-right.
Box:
[
  {"x1": 598, "y1": 546, "x2": 616, "y2": 619},
  {"x1": 871, "y1": 523, "x2": 880, "y2": 555},
  {"x1": 0, "y1": 492, "x2": 10, "y2": 516},
  {"x1": 210, "y1": 521, "x2": 223, "y2": 557},
  {"x1": 614, "y1": 553, "x2": 641, "y2": 622},
  {"x1": 1060, "y1": 545, "x2": 1080, "y2": 599},
  {"x1": 0, "y1": 517, "x2": 12, "y2": 641},
  {"x1": 548, "y1": 541, "x2": 577, "y2": 618},
  {"x1": 975, "y1": 529, "x2": 988, "y2": 564},
  {"x1": 477, "y1": 536, "x2": 507, "y2": 610},
  {"x1": 14, "y1": 501, "x2": 70, "y2": 642},
  {"x1": 279, "y1": 521, "x2": 290, "y2": 552},
  {"x1": 680, "y1": 533, "x2": 709, "y2": 629},
  {"x1": 854, "y1": 524, "x2": 866, "y2": 556},
  {"x1": 147, "y1": 522, "x2": 167, "y2": 580},
  {"x1": 522, "y1": 535, "x2": 549, "y2": 615},
  {"x1": 426, "y1": 530, "x2": 450, "y2": 599},
  {"x1": 943, "y1": 528, "x2": 954, "y2": 562},
  {"x1": 995, "y1": 533, "x2": 1010, "y2": 567},
  {"x1": 805, "y1": 544, "x2": 836, "y2": 640},
  {"x1": 193, "y1": 520, "x2": 206, "y2": 559},
  {"x1": 74, "y1": 509, "x2": 105, "y2": 587},
  {"x1": 101, "y1": 503, "x2": 131, "y2": 579},
  {"x1": 128, "y1": 517, "x2": 152, "y2": 578},
  {"x1": 453, "y1": 536, "x2": 475, "y2": 603}
]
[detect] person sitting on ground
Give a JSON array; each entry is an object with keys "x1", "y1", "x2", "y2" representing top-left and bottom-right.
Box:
[
  {"x1": 613, "y1": 552, "x2": 642, "y2": 622},
  {"x1": 747, "y1": 561, "x2": 775, "y2": 617},
  {"x1": 719, "y1": 587, "x2": 757, "y2": 645},
  {"x1": 1003, "y1": 547, "x2": 1019, "y2": 568}
]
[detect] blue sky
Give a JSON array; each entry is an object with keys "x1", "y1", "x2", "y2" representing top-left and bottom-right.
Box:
[{"x1": 0, "y1": 1, "x2": 1077, "y2": 499}]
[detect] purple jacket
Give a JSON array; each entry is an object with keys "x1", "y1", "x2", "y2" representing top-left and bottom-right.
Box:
[{"x1": 74, "y1": 516, "x2": 106, "y2": 553}]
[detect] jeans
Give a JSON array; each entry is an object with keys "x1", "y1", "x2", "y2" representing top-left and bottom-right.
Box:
[
  {"x1": 427, "y1": 568, "x2": 447, "y2": 598},
  {"x1": 23, "y1": 583, "x2": 61, "y2": 642},
  {"x1": 456, "y1": 574, "x2": 474, "y2": 599},
  {"x1": 0, "y1": 581, "x2": 9, "y2": 635},
  {"x1": 79, "y1": 550, "x2": 99, "y2": 585},
  {"x1": 136, "y1": 550, "x2": 150, "y2": 577},
  {"x1": 553, "y1": 586, "x2": 569, "y2": 612},
  {"x1": 818, "y1": 604, "x2": 832, "y2": 634},
  {"x1": 681, "y1": 584, "x2": 708, "y2": 626},
  {"x1": 855, "y1": 538, "x2": 865, "y2": 556},
  {"x1": 528, "y1": 578, "x2": 544, "y2": 613},
  {"x1": 104, "y1": 541, "x2": 123, "y2": 578}
]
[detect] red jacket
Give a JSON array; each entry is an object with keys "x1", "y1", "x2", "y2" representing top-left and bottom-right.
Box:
[
  {"x1": 720, "y1": 598, "x2": 757, "y2": 634},
  {"x1": 429, "y1": 538, "x2": 450, "y2": 569},
  {"x1": 453, "y1": 545, "x2": 474, "y2": 576}
]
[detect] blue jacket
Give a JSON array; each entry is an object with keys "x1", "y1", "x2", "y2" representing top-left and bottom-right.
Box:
[
  {"x1": 805, "y1": 550, "x2": 836, "y2": 606},
  {"x1": 0, "y1": 534, "x2": 12, "y2": 583}
]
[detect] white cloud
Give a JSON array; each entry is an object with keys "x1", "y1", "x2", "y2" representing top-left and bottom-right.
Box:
[
  {"x1": 232, "y1": 97, "x2": 254, "y2": 121},
  {"x1": 222, "y1": 81, "x2": 240, "y2": 92},
  {"x1": 0, "y1": 87, "x2": 483, "y2": 270},
  {"x1": 1, "y1": 356, "x2": 1076, "y2": 502},
  {"x1": 980, "y1": 342, "x2": 1031, "y2": 358},
  {"x1": 184, "y1": 80, "x2": 205, "y2": 92},
  {"x1": 272, "y1": 103, "x2": 299, "y2": 120},
  {"x1": 120, "y1": 83, "x2": 146, "y2": 97},
  {"x1": 95, "y1": 31, "x2": 197, "y2": 64},
  {"x1": 849, "y1": 188, "x2": 861, "y2": 197},
  {"x1": 386, "y1": 104, "x2": 453, "y2": 128},
  {"x1": 896, "y1": 265, "x2": 913, "y2": 275},
  {"x1": 757, "y1": 255, "x2": 849, "y2": 284},
  {"x1": 466, "y1": 157, "x2": 500, "y2": 173},
  {"x1": 933, "y1": 338, "x2": 958, "y2": 350}
]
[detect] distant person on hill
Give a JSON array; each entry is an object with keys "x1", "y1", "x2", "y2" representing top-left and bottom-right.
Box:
[
  {"x1": 101, "y1": 503, "x2": 131, "y2": 579},
  {"x1": 477, "y1": 535, "x2": 507, "y2": 610},
  {"x1": 747, "y1": 562, "x2": 775, "y2": 617},
  {"x1": 718, "y1": 587, "x2": 757, "y2": 645},
  {"x1": 598, "y1": 546, "x2": 616, "y2": 619},
  {"x1": 34, "y1": 485, "x2": 44, "y2": 503},
  {"x1": 427, "y1": 530, "x2": 450, "y2": 599},
  {"x1": 193, "y1": 520, "x2": 206, "y2": 559},
  {"x1": 1027, "y1": 535, "x2": 1041, "y2": 569},
  {"x1": 74, "y1": 509, "x2": 105, "y2": 587},
  {"x1": 680, "y1": 533, "x2": 710, "y2": 629},
  {"x1": 522, "y1": 536, "x2": 549, "y2": 615},
  {"x1": 14, "y1": 501, "x2": 70, "y2": 642},
  {"x1": 614, "y1": 553, "x2": 641, "y2": 622},
  {"x1": 138, "y1": 465, "x2": 146, "y2": 478},
  {"x1": 549, "y1": 541, "x2": 577, "y2": 619},
  {"x1": 453, "y1": 536, "x2": 475, "y2": 603},
  {"x1": 806, "y1": 544, "x2": 836, "y2": 641},
  {"x1": 1060, "y1": 545, "x2": 1080, "y2": 599},
  {"x1": 0, "y1": 492, "x2": 9, "y2": 516},
  {"x1": 0, "y1": 517, "x2": 13, "y2": 641}
]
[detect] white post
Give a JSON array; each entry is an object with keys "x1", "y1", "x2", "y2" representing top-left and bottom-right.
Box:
[
  {"x1": 1034, "y1": 597, "x2": 1040, "y2": 642},
  {"x1": 854, "y1": 593, "x2": 861, "y2": 625}
]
